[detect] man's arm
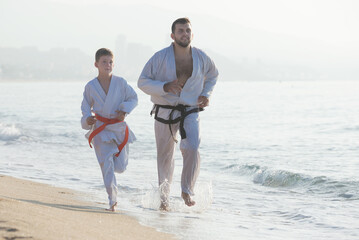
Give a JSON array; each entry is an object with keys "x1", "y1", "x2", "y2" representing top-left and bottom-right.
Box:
[
  {"x1": 137, "y1": 56, "x2": 167, "y2": 96},
  {"x1": 200, "y1": 55, "x2": 219, "y2": 99},
  {"x1": 197, "y1": 53, "x2": 219, "y2": 107}
]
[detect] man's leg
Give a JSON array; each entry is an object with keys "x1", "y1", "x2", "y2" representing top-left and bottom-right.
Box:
[
  {"x1": 180, "y1": 112, "x2": 201, "y2": 206},
  {"x1": 155, "y1": 120, "x2": 178, "y2": 210}
]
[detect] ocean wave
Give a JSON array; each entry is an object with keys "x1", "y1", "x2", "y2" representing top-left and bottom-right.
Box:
[
  {"x1": 0, "y1": 121, "x2": 84, "y2": 147},
  {"x1": 343, "y1": 125, "x2": 359, "y2": 131},
  {"x1": 0, "y1": 122, "x2": 22, "y2": 141},
  {"x1": 225, "y1": 164, "x2": 359, "y2": 200}
]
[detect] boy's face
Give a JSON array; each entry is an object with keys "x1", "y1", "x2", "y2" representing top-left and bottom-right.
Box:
[{"x1": 95, "y1": 55, "x2": 114, "y2": 75}]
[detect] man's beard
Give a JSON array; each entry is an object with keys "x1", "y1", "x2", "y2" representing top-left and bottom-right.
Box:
[{"x1": 174, "y1": 37, "x2": 191, "y2": 48}]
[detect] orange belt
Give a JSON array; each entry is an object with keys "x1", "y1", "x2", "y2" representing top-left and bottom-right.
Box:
[{"x1": 88, "y1": 114, "x2": 129, "y2": 157}]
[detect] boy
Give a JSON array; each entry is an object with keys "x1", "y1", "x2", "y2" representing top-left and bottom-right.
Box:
[{"x1": 81, "y1": 48, "x2": 138, "y2": 211}]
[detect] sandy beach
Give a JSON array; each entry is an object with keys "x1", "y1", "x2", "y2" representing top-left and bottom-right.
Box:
[{"x1": 0, "y1": 175, "x2": 174, "y2": 240}]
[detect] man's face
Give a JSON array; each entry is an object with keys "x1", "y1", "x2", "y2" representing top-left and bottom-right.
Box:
[{"x1": 171, "y1": 23, "x2": 193, "y2": 48}]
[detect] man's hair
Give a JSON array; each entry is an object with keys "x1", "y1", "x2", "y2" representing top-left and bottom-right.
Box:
[
  {"x1": 171, "y1": 17, "x2": 191, "y2": 33},
  {"x1": 95, "y1": 48, "x2": 114, "y2": 62}
]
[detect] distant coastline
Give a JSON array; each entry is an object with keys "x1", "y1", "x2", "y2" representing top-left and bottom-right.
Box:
[
  {"x1": 1, "y1": 46, "x2": 357, "y2": 82},
  {"x1": 0, "y1": 46, "x2": 335, "y2": 82}
]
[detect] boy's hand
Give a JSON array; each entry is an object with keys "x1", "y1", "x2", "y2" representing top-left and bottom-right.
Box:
[
  {"x1": 86, "y1": 116, "x2": 97, "y2": 125},
  {"x1": 116, "y1": 110, "x2": 127, "y2": 121}
]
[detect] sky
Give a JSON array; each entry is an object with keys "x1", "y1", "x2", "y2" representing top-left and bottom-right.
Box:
[
  {"x1": 44, "y1": 0, "x2": 359, "y2": 45},
  {"x1": 176, "y1": 0, "x2": 355, "y2": 44},
  {"x1": 1, "y1": 0, "x2": 358, "y2": 80}
]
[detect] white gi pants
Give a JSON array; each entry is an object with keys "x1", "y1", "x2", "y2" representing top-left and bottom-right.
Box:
[
  {"x1": 93, "y1": 138, "x2": 129, "y2": 207},
  {"x1": 155, "y1": 110, "x2": 201, "y2": 198}
]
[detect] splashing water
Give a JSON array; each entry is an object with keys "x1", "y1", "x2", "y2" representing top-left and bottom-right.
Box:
[
  {"x1": 141, "y1": 181, "x2": 213, "y2": 213},
  {"x1": 0, "y1": 122, "x2": 22, "y2": 141}
]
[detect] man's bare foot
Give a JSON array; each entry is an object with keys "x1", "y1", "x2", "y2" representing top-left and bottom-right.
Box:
[
  {"x1": 159, "y1": 201, "x2": 170, "y2": 211},
  {"x1": 181, "y1": 192, "x2": 195, "y2": 207},
  {"x1": 106, "y1": 202, "x2": 117, "y2": 212}
]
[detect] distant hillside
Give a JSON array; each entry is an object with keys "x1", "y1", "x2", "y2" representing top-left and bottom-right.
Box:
[
  {"x1": 0, "y1": 47, "x2": 93, "y2": 81},
  {"x1": 0, "y1": 45, "x2": 325, "y2": 82}
]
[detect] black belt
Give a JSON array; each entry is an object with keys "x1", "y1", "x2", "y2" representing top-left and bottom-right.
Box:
[{"x1": 151, "y1": 104, "x2": 204, "y2": 140}]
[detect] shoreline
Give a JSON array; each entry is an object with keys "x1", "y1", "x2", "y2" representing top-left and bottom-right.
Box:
[{"x1": 0, "y1": 174, "x2": 175, "y2": 240}]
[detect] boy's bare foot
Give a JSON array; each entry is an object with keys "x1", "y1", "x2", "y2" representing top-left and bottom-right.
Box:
[
  {"x1": 181, "y1": 192, "x2": 195, "y2": 207},
  {"x1": 106, "y1": 202, "x2": 117, "y2": 212},
  {"x1": 159, "y1": 201, "x2": 170, "y2": 211}
]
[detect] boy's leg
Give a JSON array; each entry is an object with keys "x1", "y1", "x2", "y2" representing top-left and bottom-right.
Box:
[
  {"x1": 113, "y1": 143, "x2": 129, "y2": 173},
  {"x1": 180, "y1": 112, "x2": 201, "y2": 206},
  {"x1": 100, "y1": 158, "x2": 118, "y2": 209},
  {"x1": 94, "y1": 140, "x2": 118, "y2": 209}
]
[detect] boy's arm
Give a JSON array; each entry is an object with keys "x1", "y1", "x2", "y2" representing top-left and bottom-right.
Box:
[
  {"x1": 118, "y1": 82, "x2": 138, "y2": 115},
  {"x1": 81, "y1": 85, "x2": 93, "y2": 130},
  {"x1": 137, "y1": 56, "x2": 167, "y2": 96}
]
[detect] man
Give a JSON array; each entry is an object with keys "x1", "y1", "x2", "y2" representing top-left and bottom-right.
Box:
[{"x1": 138, "y1": 17, "x2": 218, "y2": 210}]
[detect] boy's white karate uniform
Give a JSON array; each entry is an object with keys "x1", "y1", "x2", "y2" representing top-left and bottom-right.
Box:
[
  {"x1": 81, "y1": 75, "x2": 137, "y2": 207},
  {"x1": 138, "y1": 44, "x2": 218, "y2": 197}
]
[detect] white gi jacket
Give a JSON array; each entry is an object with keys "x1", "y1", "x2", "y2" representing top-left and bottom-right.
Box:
[
  {"x1": 138, "y1": 44, "x2": 218, "y2": 107},
  {"x1": 81, "y1": 75, "x2": 137, "y2": 149}
]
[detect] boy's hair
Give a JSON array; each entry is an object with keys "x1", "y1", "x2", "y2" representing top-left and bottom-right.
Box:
[
  {"x1": 95, "y1": 48, "x2": 114, "y2": 62},
  {"x1": 171, "y1": 17, "x2": 191, "y2": 33}
]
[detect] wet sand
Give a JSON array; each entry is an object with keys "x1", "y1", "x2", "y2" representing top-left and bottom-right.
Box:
[{"x1": 0, "y1": 175, "x2": 175, "y2": 240}]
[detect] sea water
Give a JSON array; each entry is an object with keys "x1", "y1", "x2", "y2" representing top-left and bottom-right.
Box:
[{"x1": 0, "y1": 80, "x2": 358, "y2": 240}]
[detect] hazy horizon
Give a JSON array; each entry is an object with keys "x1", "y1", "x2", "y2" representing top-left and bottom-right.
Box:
[{"x1": 1, "y1": 0, "x2": 358, "y2": 81}]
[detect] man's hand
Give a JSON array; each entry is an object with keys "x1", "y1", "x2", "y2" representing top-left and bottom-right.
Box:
[
  {"x1": 86, "y1": 116, "x2": 97, "y2": 125},
  {"x1": 116, "y1": 110, "x2": 127, "y2": 121},
  {"x1": 197, "y1": 96, "x2": 209, "y2": 108},
  {"x1": 164, "y1": 79, "x2": 182, "y2": 95}
]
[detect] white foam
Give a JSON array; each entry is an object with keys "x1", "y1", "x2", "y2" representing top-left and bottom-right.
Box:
[
  {"x1": 141, "y1": 183, "x2": 162, "y2": 210},
  {"x1": 0, "y1": 123, "x2": 22, "y2": 141},
  {"x1": 141, "y1": 181, "x2": 213, "y2": 213}
]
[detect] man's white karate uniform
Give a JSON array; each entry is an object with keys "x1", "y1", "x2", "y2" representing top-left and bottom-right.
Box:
[
  {"x1": 81, "y1": 75, "x2": 137, "y2": 207},
  {"x1": 138, "y1": 44, "x2": 218, "y2": 198}
]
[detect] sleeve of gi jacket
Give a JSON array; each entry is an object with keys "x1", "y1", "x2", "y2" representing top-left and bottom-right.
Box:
[
  {"x1": 81, "y1": 84, "x2": 93, "y2": 130},
  {"x1": 137, "y1": 55, "x2": 167, "y2": 97},
  {"x1": 119, "y1": 80, "x2": 138, "y2": 114},
  {"x1": 200, "y1": 53, "x2": 219, "y2": 98}
]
